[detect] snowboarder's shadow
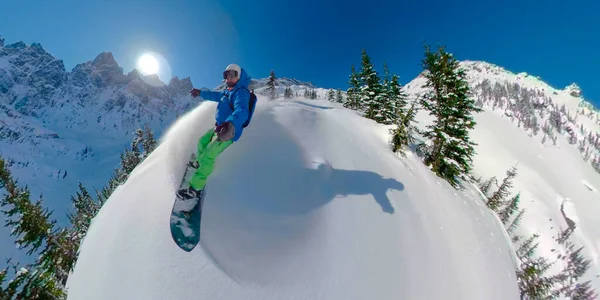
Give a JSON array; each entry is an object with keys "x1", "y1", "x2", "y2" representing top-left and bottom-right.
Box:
[
  {"x1": 206, "y1": 109, "x2": 405, "y2": 216},
  {"x1": 308, "y1": 163, "x2": 403, "y2": 214},
  {"x1": 211, "y1": 159, "x2": 403, "y2": 216}
]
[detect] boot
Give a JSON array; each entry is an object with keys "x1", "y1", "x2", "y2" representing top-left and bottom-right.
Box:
[{"x1": 176, "y1": 186, "x2": 203, "y2": 201}]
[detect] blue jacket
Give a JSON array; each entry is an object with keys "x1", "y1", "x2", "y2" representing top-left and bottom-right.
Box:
[{"x1": 200, "y1": 68, "x2": 252, "y2": 142}]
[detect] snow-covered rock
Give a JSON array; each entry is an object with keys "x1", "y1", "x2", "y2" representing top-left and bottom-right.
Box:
[{"x1": 565, "y1": 82, "x2": 583, "y2": 97}]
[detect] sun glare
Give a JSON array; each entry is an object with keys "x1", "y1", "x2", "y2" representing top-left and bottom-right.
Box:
[{"x1": 137, "y1": 54, "x2": 159, "y2": 75}]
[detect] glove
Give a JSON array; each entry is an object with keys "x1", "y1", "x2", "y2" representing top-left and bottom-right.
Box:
[
  {"x1": 190, "y1": 88, "x2": 201, "y2": 97},
  {"x1": 214, "y1": 122, "x2": 234, "y2": 141}
]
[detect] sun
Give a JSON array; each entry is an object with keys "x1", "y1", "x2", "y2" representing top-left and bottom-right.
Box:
[{"x1": 137, "y1": 54, "x2": 159, "y2": 75}]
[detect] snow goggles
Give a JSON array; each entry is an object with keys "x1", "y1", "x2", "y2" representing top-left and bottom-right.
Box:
[{"x1": 223, "y1": 70, "x2": 238, "y2": 79}]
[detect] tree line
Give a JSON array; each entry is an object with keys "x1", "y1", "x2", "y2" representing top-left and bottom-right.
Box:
[
  {"x1": 0, "y1": 126, "x2": 157, "y2": 299},
  {"x1": 477, "y1": 166, "x2": 596, "y2": 299},
  {"x1": 342, "y1": 45, "x2": 481, "y2": 188}
]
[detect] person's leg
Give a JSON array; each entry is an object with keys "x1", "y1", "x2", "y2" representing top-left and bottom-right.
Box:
[
  {"x1": 189, "y1": 135, "x2": 233, "y2": 190},
  {"x1": 197, "y1": 128, "x2": 216, "y2": 156}
]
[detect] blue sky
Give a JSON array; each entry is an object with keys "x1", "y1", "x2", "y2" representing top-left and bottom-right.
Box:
[{"x1": 1, "y1": 0, "x2": 599, "y2": 105}]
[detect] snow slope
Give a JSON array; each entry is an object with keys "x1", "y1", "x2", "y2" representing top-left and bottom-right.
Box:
[
  {"x1": 65, "y1": 98, "x2": 519, "y2": 300},
  {"x1": 468, "y1": 108, "x2": 600, "y2": 289},
  {"x1": 406, "y1": 62, "x2": 600, "y2": 293}
]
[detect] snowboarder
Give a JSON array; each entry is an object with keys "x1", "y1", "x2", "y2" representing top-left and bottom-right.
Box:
[{"x1": 176, "y1": 63, "x2": 256, "y2": 201}]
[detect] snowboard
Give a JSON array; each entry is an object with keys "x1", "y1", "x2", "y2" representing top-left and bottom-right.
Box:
[{"x1": 170, "y1": 153, "x2": 206, "y2": 252}]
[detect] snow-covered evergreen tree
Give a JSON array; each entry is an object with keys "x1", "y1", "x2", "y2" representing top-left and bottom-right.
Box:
[
  {"x1": 358, "y1": 49, "x2": 386, "y2": 123},
  {"x1": 391, "y1": 99, "x2": 419, "y2": 156},
  {"x1": 284, "y1": 87, "x2": 293, "y2": 99},
  {"x1": 516, "y1": 233, "x2": 563, "y2": 299},
  {"x1": 506, "y1": 208, "x2": 525, "y2": 235},
  {"x1": 478, "y1": 175, "x2": 497, "y2": 196},
  {"x1": 335, "y1": 89, "x2": 344, "y2": 103},
  {"x1": 378, "y1": 63, "x2": 397, "y2": 125},
  {"x1": 266, "y1": 70, "x2": 277, "y2": 100},
  {"x1": 327, "y1": 89, "x2": 335, "y2": 101},
  {"x1": 416, "y1": 44, "x2": 483, "y2": 187},
  {"x1": 0, "y1": 157, "x2": 68, "y2": 299},
  {"x1": 388, "y1": 73, "x2": 409, "y2": 120},
  {"x1": 498, "y1": 192, "x2": 521, "y2": 225},
  {"x1": 344, "y1": 65, "x2": 362, "y2": 110},
  {"x1": 487, "y1": 165, "x2": 518, "y2": 211}
]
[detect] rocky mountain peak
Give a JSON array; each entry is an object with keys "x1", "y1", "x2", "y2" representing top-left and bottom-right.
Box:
[{"x1": 168, "y1": 76, "x2": 193, "y2": 93}]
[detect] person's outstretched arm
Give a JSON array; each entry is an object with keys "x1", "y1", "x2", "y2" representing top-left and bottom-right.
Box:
[{"x1": 200, "y1": 90, "x2": 222, "y2": 102}]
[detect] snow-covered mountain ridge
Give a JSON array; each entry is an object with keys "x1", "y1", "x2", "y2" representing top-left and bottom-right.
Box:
[
  {"x1": 0, "y1": 37, "x2": 201, "y2": 215},
  {"x1": 405, "y1": 60, "x2": 600, "y2": 175},
  {"x1": 216, "y1": 76, "x2": 316, "y2": 92}
]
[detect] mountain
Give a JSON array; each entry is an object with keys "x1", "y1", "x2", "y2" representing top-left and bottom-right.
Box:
[
  {"x1": 0, "y1": 38, "x2": 200, "y2": 215},
  {"x1": 64, "y1": 99, "x2": 520, "y2": 300},
  {"x1": 215, "y1": 76, "x2": 315, "y2": 91}
]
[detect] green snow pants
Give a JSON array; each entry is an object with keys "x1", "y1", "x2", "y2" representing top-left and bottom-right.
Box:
[{"x1": 189, "y1": 128, "x2": 233, "y2": 190}]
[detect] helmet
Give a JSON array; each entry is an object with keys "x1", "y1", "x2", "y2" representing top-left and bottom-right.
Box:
[{"x1": 223, "y1": 63, "x2": 241, "y2": 80}]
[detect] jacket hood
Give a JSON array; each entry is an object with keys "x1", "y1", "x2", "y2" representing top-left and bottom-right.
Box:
[{"x1": 233, "y1": 68, "x2": 251, "y2": 90}]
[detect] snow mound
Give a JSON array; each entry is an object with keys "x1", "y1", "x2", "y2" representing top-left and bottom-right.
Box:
[{"x1": 65, "y1": 99, "x2": 519, "y2": 300}]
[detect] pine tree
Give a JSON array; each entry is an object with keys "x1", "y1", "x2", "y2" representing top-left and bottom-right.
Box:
[
  {"x1": 517, "y1": 256, "x2": 561, "y2": 299},
  {"x1": 506, "y1": 208, "x2": 525, "y2": 235},
  {"x1": 514, "y1": 233, "x2": 561, "y2": 298},
  {"x1": 284, "y1": 87, "x2": 293, "y2": 99},
  {"x1": 388, "y1": 72, "x2": 409, "y2": 122},
  {"x1": 0, "y1": 157, "x2": 68, "y2": 299},
  {"x1": 0, "y1": 125, "x2": 159, "y2": 298},
  {"x1": 358, "y1": 49, "x2": 386, "y2": 123},
  {"x1": 335, "y1": 89, "x2": 344, "y2": 103},
  {"x1": 416, "y1": 44, "x2": 483, "y2": 187},
  {"x1": 327, "y1": 89, "x2": 335, "y2": 101},
  {"x1": 487, "y1": 165, "x2": 518, "y2": 212},
  {"x1": 391, "y1": 99, "x2": 419, "y2": 156},
  {"x1": 344, "y1": 65, "x2": 362, "y2": 110},
  {"x1": 0, "y1": 268, "x2": 7, "y2": 299},
  {"x1": 478, "y1": 176, "x2": 497, "y2": 197},
  {"x1": 498, "y1": 192, "x2": 521, "y2": 224},
  {"x1": 142, "y1": 124, "x2": 157, "y2": 156},
  {"x1": 569, "y1": 281, "x2": 597, "y2": 299},
  {"x1": 379, "y1": 63, "x2": 401, "y2": 125},
  {"x1": 266, "y1": 70, "x2": 277, "y2": 100},
  {"x1": 68, "y1": 183, "x2": 101, "y2": 242},
  {"x1": 516, "y1": 233, "x2": 540, "y2": 259},
  {"x1": 553, "y1": 228, "x2": 597, "y2": 299}
]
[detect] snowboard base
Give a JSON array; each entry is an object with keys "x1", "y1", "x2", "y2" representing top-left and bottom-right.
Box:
[{"x1": 170, "y1": 154, "x2": 205, "y2": 252}]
